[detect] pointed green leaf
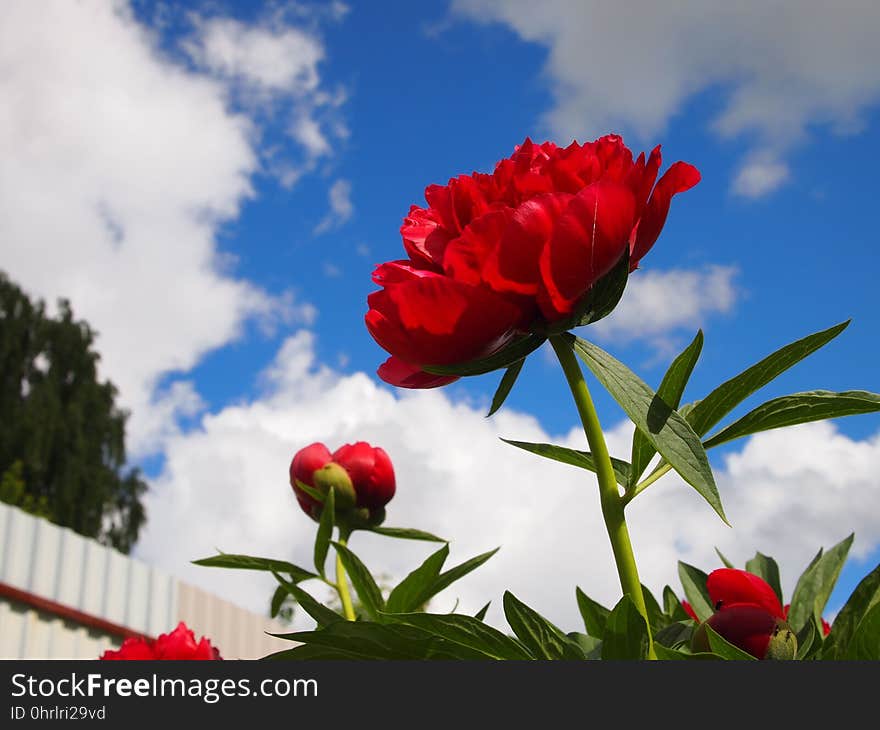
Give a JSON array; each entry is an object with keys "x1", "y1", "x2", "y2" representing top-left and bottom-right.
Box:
[
  {"x1": 575, "y1": 587, "x2": 610, "y2": 638},
  {"x1": 193, "y1": 553, "x2": 317, "y2": 583},
  {"x1": 641, "y1": 584, "x2": 668, "y2": 631},
  {"x1": 795, "y1": 619, "x2": 817, "y2": 660},
  {"x1": 714, "y1": 547, "x2": 735, "y2": 569},
  {"x1": 474, "y1": 602, "x2": 491, "y2": 622},
  {"x1": 384, "y1": 612, "x2": 532, "y2": 660},
  {"x1": 501, "y1": 439, "x2": 631, "y2": 486},
  {"x1": 386, "y1": 544, "x2": 449, "y2": 614},
  {"x1": 487, "y1": 359, "x2": 525, "y2": 417},
  {"x1": 294, "y1": 478, "x2": 325, "y2": 503},
  {"x1": 367, "y1": 526, "x2": 447, "y2": 542},
  {"x1": 745, "y1": 551, "x2": 783, "y2": 605},
  {"x1": 313, "y1": 487, "x2": 335, "y2": 577},
  {"x1": 824, "y1": 562, "x2": 880, "y2": 660},
  {"x1": 678, "y1": 561, "x2": 713, "y2": 621},
  {"x1": 263, "y1": 645, "x2": 363, "y2": 660},
  {"x1": 270, "y1": 584, "x2": 288, "y2": 619},
  {"x1": 703, "y1": 390, "x2": 880, "y2": 449},
  {"x1": 704, "y1": 624, "x2": 757, "y2": 660},
  {"x1": 629, "y1": 330, "x2": 703, "y2": 487},
  {"x1": 654, "y1": 620, "x2": 694, "y2": 649},
  {"x1": 331, "y1": 541, "x2": 385, "y2": 619},
  {"x1": 503, "y1": 591, "x2": 585, "y2": 660},
  {"x1": 574, "y1": 336, "x2": 724, "y2": 522},
  {"x1": 684, "y1": 321, "x2": 850, "y2": 438},
  {"x1": 422, "y1": 334, "x2": 546, "y2": 377},
  {"x1": 662, "y1": 586, "x2": 691, "y2": 622},
  {"x1": 429, "y1": 547, "x2": 500, "y2": 599},
  {"x1": 788, "y1": 534, "x2": 854, "y2": 632},
  {"x1": 271, "y1": 571, "x2": 343, "y2": 628},
  {"x1": 842, "y1": 603, "x2": 880, "y2": 660},
  {"x1": 567, "y1": 632, "x2": 603, "y2": 659},
  {"x1": 601, "y1": 595, "x2": 650, "y2": 660}
]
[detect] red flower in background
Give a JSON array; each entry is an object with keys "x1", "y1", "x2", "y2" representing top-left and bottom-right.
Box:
[
  {"x1": 366, "y1": 135, "x2": 700, "y2": 388},
  {"x1": 100, "y1": 622, "x2": 220, "y2": 660},
  {"x1": 289, "y1": 441, "x2": 395, "y2": 524},
  {"x1": 681, "y1": 600, "x2": 699, "y2": 621},
  {"x1": 695, "y1": 569, "x2": 795, "y2": 660}
]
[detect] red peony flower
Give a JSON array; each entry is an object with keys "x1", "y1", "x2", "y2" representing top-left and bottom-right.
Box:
[
  {"x1": 366, "y1": 136, "x2": 700, "y2": 388},
  {"x1": 694, "y1": 569, "x2": 795, "y2": 659},
  {"x1": 289, "y1": 441, "x2": 395, "y2": 524},
  {"x1": 100, "y1": 622, "x2": 221, "y2": 660}
]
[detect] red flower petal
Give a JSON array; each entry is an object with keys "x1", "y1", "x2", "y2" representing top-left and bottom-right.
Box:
[
  {"x1": 443, "y1": 210, "x2": 512, "y2": 286},
  {"x1": 706, "y1": 605, "x2": 777, "y2": 659},
  {"x1": 333, "y1": 442, "x2": 396, "y2": 510},
  {"x1": 631, "y1": 160, "x2": 700, "y2": 267},
  {"x1": 365, "y1": 274, "x2": 525, "y2": 366},
  {"x1": 401, "y1": 206, "x2": 450, "y2": 270},
  {"x1": 483, "y1": 193, "x2": 573, "y2": 296},
  {"x1": 377, "y1": 356, "x2": 459, "y2": 389},
  {"x1": 707, "y1": 568, "x2": 785, "y2": 618},
  {"x1": 538, "y1": 180, "x2": 635, "y2": 318}
]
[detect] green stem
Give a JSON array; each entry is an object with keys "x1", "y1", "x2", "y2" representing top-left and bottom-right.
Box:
[
  {"x1": 335, "y1": 528, "x2": 356, "y2": 621},
  {"x1": 624, "y1": 462, "x2": 673, "y2": 505},
  {"x1": 550, "y1": 335, "x2": 656, "y2": 660}
]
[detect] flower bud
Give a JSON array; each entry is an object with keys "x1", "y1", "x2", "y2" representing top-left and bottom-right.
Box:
[
  {"x1": 289, "y1": 442, "x2": 332, "y2": 521},
  {"x1": 764, "y1": 619, "x2": 798, "y2": 661},
  {"x1": 312, "y1": 462, "x2": 357, "y2": 510}
]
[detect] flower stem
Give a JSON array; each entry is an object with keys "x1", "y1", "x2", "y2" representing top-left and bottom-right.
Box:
[
  {"x1": 550, "y1": 335, "x2": 656, "y2": 659},
  {"x1": 623, "y1": 462, "x2": 673, "y2": 505},
  {"x1": 335, "y1": 528, "x2": 356, "y2": 621}
]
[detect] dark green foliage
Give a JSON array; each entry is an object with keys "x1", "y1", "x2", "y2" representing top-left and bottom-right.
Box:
[{"x1": 0, "y1": 271, "x2": 147, "y2": 552}]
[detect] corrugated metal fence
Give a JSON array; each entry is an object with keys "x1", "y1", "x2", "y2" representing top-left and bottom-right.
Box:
[{"x1": 0, "y1": 502, "x2": 291, "y2": 659}]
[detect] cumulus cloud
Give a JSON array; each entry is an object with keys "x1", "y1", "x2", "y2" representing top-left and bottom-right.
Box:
[
  {"x1": 137, "y1": 330, "x2": 880, "y2": 632},
  {"x1": 0, "y1": 1, "x2": 317, "y2": 455},
  {"x1": 314, "y1": 179, "x2": 354, "y2": 234},
  {"x1": 591, "y1": 266, "x2": 738, "y2": 348},
  {"x1": 452, "y1": 0, "x2": 880, "y2": 197}
]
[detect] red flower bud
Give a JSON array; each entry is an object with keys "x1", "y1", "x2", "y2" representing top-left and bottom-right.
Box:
[
  {"x1": 289, "y1": 441, "x2": 396, "y2": 524},
  {"x1": 100, "y1": 622, "x2": 221, "y2": 660},
  {"x1": 367, "y1": 136, "x2": 700, "y2": 388}
]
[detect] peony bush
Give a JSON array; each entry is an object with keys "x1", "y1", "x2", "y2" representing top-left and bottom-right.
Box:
[{"x1": 178, "y1": 136, "x2": 880, "y2": 661}]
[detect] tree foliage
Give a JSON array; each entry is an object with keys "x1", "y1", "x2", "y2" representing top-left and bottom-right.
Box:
[{"x1": 0, "y1": 270, "x2": 147, "y2": 552}]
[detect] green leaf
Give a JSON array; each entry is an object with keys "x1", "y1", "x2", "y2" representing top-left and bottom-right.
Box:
[
  {"x1": 294, "y1": 478, "x2": 325, "y2": 503},
  {"x1": 474, "y1": 602, "x2": 491, "y2": 622},
  {"x1": 824, "y1": 562, "x2": 880, "y2": 660},
  {"x1": 601, "y1": 595, "x2": 650, "y2": 660},
  {"x1": 714, "y1": 547, "x2": 735, "y2": 569},
  {"x1": 662, "y1": 586, "x2": 691, "y2": 622},
  {"x1": 271, "y1": 571, "x2": 343, "y2": 628},
  {"x1": 744, "y1": 551, "x2": 783, "y2": 605},
  {"x1": 575, "y1": 587, "x2": 610, "y2": 638},
  {"x1": 788, "y1": 534, "x2": 854, "y2": 632},
  {"x1": 422, "y1": 334, "x2": 546, "y2": 377},
  {"x1": 654, "y1": 620, "x2": 694, "y2": 649},
  {"x1": 573, "y1": 336, "x2": 725, "y2": 523},
  {"x1": 684, "y1": 320, "x2": 850, "y2": 438},
  {"x1": 331, "y1": 541, "x2": 385, "y2": 619},
  {"x1": 429, "y1": 547, "x2": 500, "y2": 599},
  {"x1": 567, "y1": 632, "x2": 603, "y2": 659},
  {"x1": 678, "y1": 561, "x2": 713, "y2": 622},
  {"x1": 629, "y1": 330, "x2": 703, "y2": 487},
  {"x1": 503, "y1": 591, "x2": 585, "y2": 660},
  {"x1": 704, "y1": 624, "x2": 757, "y2": 660},
  {"x1": 386, "y1": 544, "x2": 449, "y2": 614},
  {"x1": 501, "y1": 439, "x2": 631, "y2": 487},
  {"x1": 383, "y1": 612, "x2": 532, "y2": 660},
  {"x1": 487, "y1": 359, "x2": 525, "y2": 417},
  {"x1": 703, "y1": 390, "x2": 880, "y2": 449},
  {"x1": 842, "y1": 603, "x2": 880, "y2": 660},
  {"x1": 273, "y1": 620, "x2": 495, "y2": 660},
  {"x1": 367, "y1": 526, "x2": 447, "y2": 542},
  {"x1": 262, "y1": 644, "x2": 363, "y2": 660},
  {"x1": 313, "y1": 486, "x2": 335, "y2": 577},
  {"x1": 795, "y1": 619, "x2": 817, "y2": 660},
  {"x1": 641, "y1": 584, "x2": 668, "y2": 631},
  {"x1": 193, "y1": 553, "x2": 317, "y2": 583},
  {"x1": 270, "y1": 584, "x2": 288, "y2": 619}
]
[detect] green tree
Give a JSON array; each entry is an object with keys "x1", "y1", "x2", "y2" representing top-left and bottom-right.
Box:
[{"x1": 0, "y1": 270, "x2": 147, "y2": 552}]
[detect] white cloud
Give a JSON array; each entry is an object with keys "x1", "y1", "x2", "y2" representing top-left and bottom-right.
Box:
[
  {"x1": 590, "y1": 266, "x2": 737, "y2": 346},
  {"x1": 0, "y1": 1, "x2": 316, "y2": 456},
  {"x1": 137, "y1": 330, "x2": 880, "y2": 635},
  {"x1": 314, "y1": 179, "x2": 354, "y2": 234},
  {"x1": 452, "y1": 0, "x2": 880, "y2": 197},
  {"x1": 732, "y1": 158, "x2": 791, "y2": 199}
]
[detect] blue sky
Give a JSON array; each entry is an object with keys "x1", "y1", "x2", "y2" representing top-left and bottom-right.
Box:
[{"x1": 3, "y1": 0, "x2": 880, "y2": 628}]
